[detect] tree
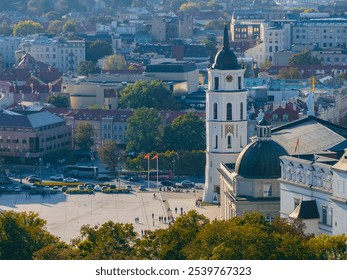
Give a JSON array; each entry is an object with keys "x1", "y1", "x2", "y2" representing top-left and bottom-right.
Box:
[
  {"x1": 62, "y1": 19, "x2": 78, "y2": 33},
  {"x1": 0, "y1": 22, "x2": 12, "y2": 36},
  {"x1": 119, "y1": 80, "x2": 178, "y2": 110},
  {"x1": 75, "y1": 122, "x2": 95, "y2": 151},
  {"x1": 47, "y1": 20, "x2": 64, "y2": 35},
  {"x1": 97, "y1": 141, "x2": 123, "y2": 172},
  {"x1": 278, "y1": 67, "x2": 302, "y2": 79},
  {"x1": 163, "y1": 112, "x2": 205, "y2": 151},
  {"x1": 72, "y1": 221, "x2": 137, "y2": 260},
  {"x1": 13, "y1": 20, "x2": 44, "y2": 36},
  {"x1": 0, "y1": 211, "x2": 59, "y2": 260},
  {"x1": 46, "y1": 94, "x2": 70, "y2": 108},
  {"x1": 86, "y1": 40, "x2": 113, "y2": 63},
  {"x1": 27, "y1": 0, "x2": 51, "y2": 16},
  {"x1": 125, "y1": 108, "x2": 163, "y2": 154},
  {"x1": 102, "y1": 54, "x2": 126, "y2": 71},
  {"x1": 134, "y1": 210, "x2": 209, "y2": 260},
  {"x1": 289, "y1": 50, "x2": 322, "y2": 66},
  {"x1": 77, "y1": 61, "x2": 95, "y2": 76}
]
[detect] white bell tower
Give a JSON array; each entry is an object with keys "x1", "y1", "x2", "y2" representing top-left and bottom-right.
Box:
[{"x1": 203, "y1": 25, "x2": 248, "y2": 203}]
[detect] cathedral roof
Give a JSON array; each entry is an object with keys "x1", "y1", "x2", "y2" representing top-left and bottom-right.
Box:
[
  {"x1": 211, "y1": 25, "x2": 241, "y2": 71},
  {"x1": 235, "y1": 140, "x2": 288, "y2": 179}
]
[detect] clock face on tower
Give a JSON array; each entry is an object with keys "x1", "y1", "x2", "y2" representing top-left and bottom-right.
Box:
[{"x1": 226, "y1": 75, "x2": 233, "y2": 82}]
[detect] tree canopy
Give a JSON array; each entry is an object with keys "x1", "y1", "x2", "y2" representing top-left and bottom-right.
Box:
[
  {"x1": 97, "y1": 140, "x2": 123, "y2": 172},
  {"x1": 163, "y1": 112, "x2": 205, "y2": 151},
  {"x1": 13, "y1": 20, "x2": 44, "y2": 36},
  {"x1": 86, "y1": 40, "x2": 114, "y2": 63},
  {"x1": 46, "y1": 94, "x2": 70, "y2": 108},
  {"x1": 125, "y1": 108, "x2": 163, "y2": 154},
  {"x1": 77, "y1": 61, "x2": 95, "y2": 76},
  {"x1": 102, "y1": 54, "x2": 126, "y2": 71},
  {"x1": 119, "y1": 80, "x2": 178, "y2": 111},
  {"x1": 289, "y1": 50, "x2": 322, "y2": 66},
  {"x1": 75, "y1": 122, "x2": 95, "y2": 151}
]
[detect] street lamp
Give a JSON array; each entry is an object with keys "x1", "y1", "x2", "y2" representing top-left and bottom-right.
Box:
[
  {"x1": 39, "y1": 157, "x2": 42, "y2": 188},
  {"x1": 118, "y1": 157, "x2": 121, "y2": 189}
]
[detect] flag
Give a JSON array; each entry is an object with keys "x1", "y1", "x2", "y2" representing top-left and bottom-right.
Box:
[
  {"x1": 294, "y1": 137, "x2": 300, "y2": 153},
  {"x1": 152, "y1": 154, "x2": 158, "y2": 160},
  {"x1": 144, "y1": 153, "x2": 150, "y2": 159}
]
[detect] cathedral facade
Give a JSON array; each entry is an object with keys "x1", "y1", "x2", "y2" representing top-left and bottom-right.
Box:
[{"x1": 203, "y1": 26, "x2": 247, "y2": 203}]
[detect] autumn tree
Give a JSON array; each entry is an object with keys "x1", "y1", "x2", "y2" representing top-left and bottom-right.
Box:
[
  {"x1": 125, "y1": 108, "x2": 163, "y2": 154},
  {"x1": 47, "y1": 20, "x2": 64, "y2": 35},
  {"x1": 13, "y1": 20, "x2": 44, "y2": 36},
  {"x1": 75, "y1": 122, "x2": 95, "y2": 151},
  {"x1": 119, "y1": 80, "x2": 177, "y2": 110},
  {"x1": 289, "y1": 50, "x2": 322, "y2": 66},
  {"x1": 63, "y1": 19, "x2": 78, "y2": 33},
  {"x1": 278, "y1": 67, "x2": 302, "y2": 79},
  {"x1": 102, "y1": 54, "x2": 126, "y2": 71}
]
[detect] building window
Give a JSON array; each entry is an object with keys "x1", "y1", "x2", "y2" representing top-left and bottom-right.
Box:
[
  {"x1": 322, "y1": 205, "x2": 327, "y2": 225},
  {"x1": 213, "y1": 103, "x2": 218, "y2": 120},
  {"x1": 227, "y1": 103, "x2": 232, "y2": 120},
  {"x1": 240, "y1": 102, "x2": 244, "y2": 120},
  {"x1": 238, "y1": 76, "x2": 242, "y2": 89},
  {"x1": 227, "y1": 135, "x2": 232, "y2": 148},
  {"x1": 214, "y1": 77, "x2": 219, "y2": 90},
  {"x1": 214, "y1": 135, "x2": 218, "y2": 149},
  {"x1": 263, "y1": 184, "x2": 272, "y2": 197}
]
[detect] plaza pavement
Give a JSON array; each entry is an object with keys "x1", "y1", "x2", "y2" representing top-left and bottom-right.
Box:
[{"x1": 0, "y1": 188, "x2": 220, "y2": 243}]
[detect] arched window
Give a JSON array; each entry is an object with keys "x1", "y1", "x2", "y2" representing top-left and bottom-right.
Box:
[
  {"x1": 214, "y1": 135, "x2": 218, "y2": 149},
  {"x1": 227, "y1": 135, "x2": 232, "y2": 148},
  {"x1": 213, "y1": 103, "x2": 218, "y2": 119},
  {"x1": 227, "y1": 103, "x2": 232, "y2": 120},
  {"x1": 214, "y1": 77, "x2": 219, "y2": 90},
  {"x1": 240, "y1": 102, "x2": 244, "y2": 120}
]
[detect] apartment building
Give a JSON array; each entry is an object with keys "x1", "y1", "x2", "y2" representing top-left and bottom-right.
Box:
[
  {"x1": 0, "y1": 36, "x2": 21, "y2": 69},
  {"x1": 20, "y1": 35, "x2": 85, "y2": 73}
]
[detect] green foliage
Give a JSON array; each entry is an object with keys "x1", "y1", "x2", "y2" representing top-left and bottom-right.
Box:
[
  {"x1": 86, "y1": 40, "x2": 114, "y2": 63},
  {"x1": 72, "y1": 221, "x2": 137, "y2": 259},
  {"x1": 75, "y1": 122, "x2": 95, "y2": 151},
  {"x1": 119, "y1": 80, "x2": 177, "y2": 110},
  {"x1": 97, "y1": 141, "x2": 123, "y2": 171},
  {"x1": 134, "y1": 210, "x2": 209, "y2": 260},
  {"x1": 0, "y1": 211, "x2": 59, "y2": 260},
  {"x1": 77, "y1": 61, "x2": 95, "y2": 76},
  {"x1": 125, "y1": 108, "x2": 163, "y2": 154},
  {"x1": 289, "y1": 50, "x2": 322, "y2": 66},
  {"x1": 102, "y1": 54, "x2": 126, "y2": 71},
  {"x1": 47, "y1": 20, "x2": 64, "y2": 35},
  {"x1": 62, "y1": 19, "x2": 78, "y2": 33},
  {"x1": 46, "y1": 94, "x2": 70, "y2": 108},
  {"x1": 163, "y1": 112, "x2": 205, "y2": 151},
  {"x1": 0, "y1": 22, "x2": 12, "y2": 36},
  {"x1": 13, "y1": 20, "x2": 44, "y2": 36},
  {"x1": 278, "y1": 67, "x2": 302, "y2": 79}
]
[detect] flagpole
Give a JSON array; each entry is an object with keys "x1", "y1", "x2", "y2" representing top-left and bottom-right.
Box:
[
  {"x1": 156, "y1": 153, "x2": 159, "y2": 190},
  {"x1": 147, "y1": 153, "x2": 150, "y2": 189}
]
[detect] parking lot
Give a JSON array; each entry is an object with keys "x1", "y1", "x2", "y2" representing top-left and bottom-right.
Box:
[{"x1": 0, "y1": 187, "x2": 220, "y2": 243}]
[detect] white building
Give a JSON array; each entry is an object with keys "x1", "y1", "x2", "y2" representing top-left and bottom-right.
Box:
[
  {"x1": 280, "y1": 150, "x2": 347, "y2": 236},
  {"x1": 0, "y1": 36, "x2": 21, "y2": 69},
  {"x1": 20, "y1": 35, "x2": 85, "y2": 73},
  {"x1": 203, "y1": 26, "x2": 247, "y2": 203}
]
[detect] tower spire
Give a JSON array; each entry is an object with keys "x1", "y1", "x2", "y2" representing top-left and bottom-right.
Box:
[{"x1": 223, "y1": 24, "x2": 230, "y2": 50}]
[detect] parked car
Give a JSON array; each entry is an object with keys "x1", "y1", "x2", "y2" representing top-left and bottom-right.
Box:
[
  {"x1": 50, "y1": 175, "x2": 64, "y2": 181},
  {"x1": 26, "y1": 174, "x2": 39, "y2": 180},
  {"x1": 129, "y1": 176, "x2": 141, "y2": 182},
  {"x1": 180, "y1": 180, "x2": 195, "y2": 188},
  {"x1": 96, "y1": 175, "x2": 111, "y2": 181},
  {"x1": 28, "y1": 177, "x2": 41, "y2": 183},
  {"x1": 160, "y1": 180, "x2": 175, "y2": 186},
  {"x1": 94, "y1": 185, "x2": 102, "y2": 192},
  {"x1": 63, "y1": 177, "x2": 78, "y2": 183},
  {"x1": 139, "y1": 185, "x2": 147, "y2": 191}
]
